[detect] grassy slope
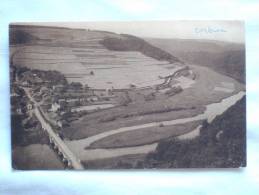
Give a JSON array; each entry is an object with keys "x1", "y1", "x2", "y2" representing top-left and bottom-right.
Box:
[
  {"x1": 10, "y1": 25, "x2": 181, "y2": 64},
  {"x1": 144, "y1": 96, "x2": 246, "y2": 168},
  {"x1": 145, "y1": 38, "x2": 246, "y2": 83}
]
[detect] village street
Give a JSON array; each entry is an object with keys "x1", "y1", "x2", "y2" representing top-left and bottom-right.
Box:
[{"x1": 23, "y1": 87, "x2": 84, "y2": 170}]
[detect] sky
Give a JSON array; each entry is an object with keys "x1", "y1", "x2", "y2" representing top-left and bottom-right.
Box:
[
  {"x1": 0, "y1": 0, "x2": 259, "y2": 195},
  {"x1": 15, "y1": 20, "x2": 245, "y2": 43}
]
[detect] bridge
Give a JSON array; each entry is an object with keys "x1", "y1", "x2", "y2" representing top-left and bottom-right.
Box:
[{"x1": 24, "y1": 88, "x2": 84, "y2": 170}]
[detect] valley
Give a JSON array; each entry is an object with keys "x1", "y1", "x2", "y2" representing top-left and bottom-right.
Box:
[{"x1": 10, "y1": 24, "x2": 246, "y2": 169}]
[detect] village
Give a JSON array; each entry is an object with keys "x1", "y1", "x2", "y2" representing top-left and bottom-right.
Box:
[
  {"x1": 11, "y1": 67, "x2": 119, "y2": 133},
  {"x1": 10, "y1": 63, "x2": 194, "y2": 140}
]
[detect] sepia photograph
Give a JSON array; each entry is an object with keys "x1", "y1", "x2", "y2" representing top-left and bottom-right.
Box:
[{"x1": 10, "y1": 21, "x2": 246, "y2": 170}]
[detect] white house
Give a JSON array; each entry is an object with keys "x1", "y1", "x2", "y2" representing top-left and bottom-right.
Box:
[
  {"x1": 16, "y1": 108, "x2": 22, "y2": 115},
  {"x1": 57, "y1": 120, "x2": 63, "y2": 128},
  {"x1": 51, "y1": 102, "x2": 61, "y2": 112},
  {"x1": 27, "y1": 102, "x2": 33, "y2": 110}
]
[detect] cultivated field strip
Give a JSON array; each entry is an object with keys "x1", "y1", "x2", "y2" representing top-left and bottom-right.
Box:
[{"x1": 12, "y1": 34, "x2": 178, "y2": 88}]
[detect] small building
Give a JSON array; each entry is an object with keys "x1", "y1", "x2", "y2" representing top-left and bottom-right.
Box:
[
  {"x1": 57, "y1": 119, "x2": 63, "y2": 128},
  {"x1": 16, "y1": 107, "x2": 22, "y2": 115},
  {"x1": 26, "y1": 102, "x2": 33, "y2": 110},
  {"x1": 53, "y1": 84, "x2": 64, "y2": 92},
  {"x1": 79, "y1": 98, "x2": 88, "y2": 105},
  {"x1": 21, "y1": 81, "x2": 29, "y2": 87},
  {"x1": 66, "y1": 98, "x2": 80, "y2": 107},
  {"x1": 93, "y1": 89, "x2": 106, "y2": 96},
  {"x1": 87, "y1": 96, "x2": 98, "y2": 102},
  {"x1": 51, "y1": 102, "x2": 61, "y2": 112},
  {"x1": 58, "y1": 98, "x2": 66, "y2": 105},
  {"x1": 40, "y1": 86, "x2": 49, "y2": 94},
  {"x1": 11, "y1": 92, "x2": 19, "y2": 97}
]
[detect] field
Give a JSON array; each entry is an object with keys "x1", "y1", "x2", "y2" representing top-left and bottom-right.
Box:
[
  {"x1": 12, "y1": 45, "x2": 176, "y2": 89},
  {"x1": 64, "y1": 64, "x2": 244, "y2": 140},
  {"x1": 10, "y1": 25, "x2": 178, "y2": 89},
  {"x1": 89, "y1": 120, "x2": 202, "y2": 149}
]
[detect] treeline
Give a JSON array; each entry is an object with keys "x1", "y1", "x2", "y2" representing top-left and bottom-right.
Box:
[
  {"x1": 11, "y1": 114, "x2": 49, "y2": 147},
  {"x1": 100, "y1": 35, "x2": 182, "y2": 63},
  {"x1": 9, "y1": 28, "x2": 38, "y2": 45},
  {"x1": 29, "y1": 69, "x2": 67, "y2": 85},
  {"x1": 13, "y1": 65, "x2": 68, "y2": 86},
  {"x1": 142, "y1": 96, "x2": 246, "y2": 168}
]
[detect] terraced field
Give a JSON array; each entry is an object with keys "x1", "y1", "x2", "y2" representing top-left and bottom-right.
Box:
[{"x1": 10, "y1": 25, "x2": 178, "y2": 89}]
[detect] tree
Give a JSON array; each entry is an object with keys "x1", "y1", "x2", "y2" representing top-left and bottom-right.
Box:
[
  {"x1": 70, "y1": 82, "x2": 83, "y2": 90},
  {"x1": 119, "y1": 92, "x2": 132, "y2": 106}
]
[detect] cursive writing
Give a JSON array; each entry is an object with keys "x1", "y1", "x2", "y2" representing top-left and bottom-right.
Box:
[{"x1": 195, "y1": 27, "x2": 227, "y2": 34}]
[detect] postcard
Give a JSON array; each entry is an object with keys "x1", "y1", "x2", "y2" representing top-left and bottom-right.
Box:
[{"x1": 10, "y1": 21, "x2": 246, "y2": 169}]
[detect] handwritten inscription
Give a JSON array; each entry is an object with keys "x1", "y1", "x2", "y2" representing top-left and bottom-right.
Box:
[{"x1": 195, "y1": 27, "x2": 227, "y2": 34}]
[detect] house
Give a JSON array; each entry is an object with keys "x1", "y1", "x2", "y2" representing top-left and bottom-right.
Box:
[
  {"x1": 57, "y1": 119, "x2": 63, "y2": 128},
  {"x1": 11, "y1": 96, "x2": 23, "y2": 115},
  {"x1": 53, "y1": 84, "x2": 64, "y2": 92},
  {"x1": 21, "y1": 80, "x2": 29, "y2": 87},
  {"x1": 93, "y1": 89, "x2": 106, "y2": 96},
  {"x1": 79, "y1": 98, "x2": 88, "y2": 105},
  {"x1": 40, "y1": 86, "x2": 49, "y2": 94},
  {"x1": 87, "y1": 96, "x2": 98, "y2": 102},
  {"x1": 51, "y1": 102, "x2": 61, "y2": 112},
  {"x1": 66, "y1": 98, "x2": 80, "y2": 107},
  {"x1": 16, "y1": 107, "x2": 22, "y2": 115},
  {"x1": 11, "y1": 92, "x2": 19, "y2": 97},
  {"x1": 58, "y1": 98, "x2": 66, "y2": 104},
  {"x1": 26, "y1": 102, "x2": 33, "y2": 110}
]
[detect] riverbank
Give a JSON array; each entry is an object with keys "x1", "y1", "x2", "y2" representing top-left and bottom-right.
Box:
[
  {"x1": 143, "y1": 96, "x2": 246, "y2": 168},
  {"x1": 65, "y1": 90, "x2": 245, "y2": 163}
]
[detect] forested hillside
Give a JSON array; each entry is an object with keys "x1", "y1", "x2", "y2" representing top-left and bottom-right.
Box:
[{"x1": 144, "y1": 96, "x2": 246, "y2": 168}]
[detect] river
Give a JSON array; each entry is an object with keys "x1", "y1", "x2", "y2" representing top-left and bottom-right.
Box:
[{"x1": 65, "y1": 91, "x2": 245, "y2": 162}]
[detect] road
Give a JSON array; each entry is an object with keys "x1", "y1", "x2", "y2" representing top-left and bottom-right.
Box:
[{"x1": 23, "y1": 88, "x2": 84, "y2": 170}]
